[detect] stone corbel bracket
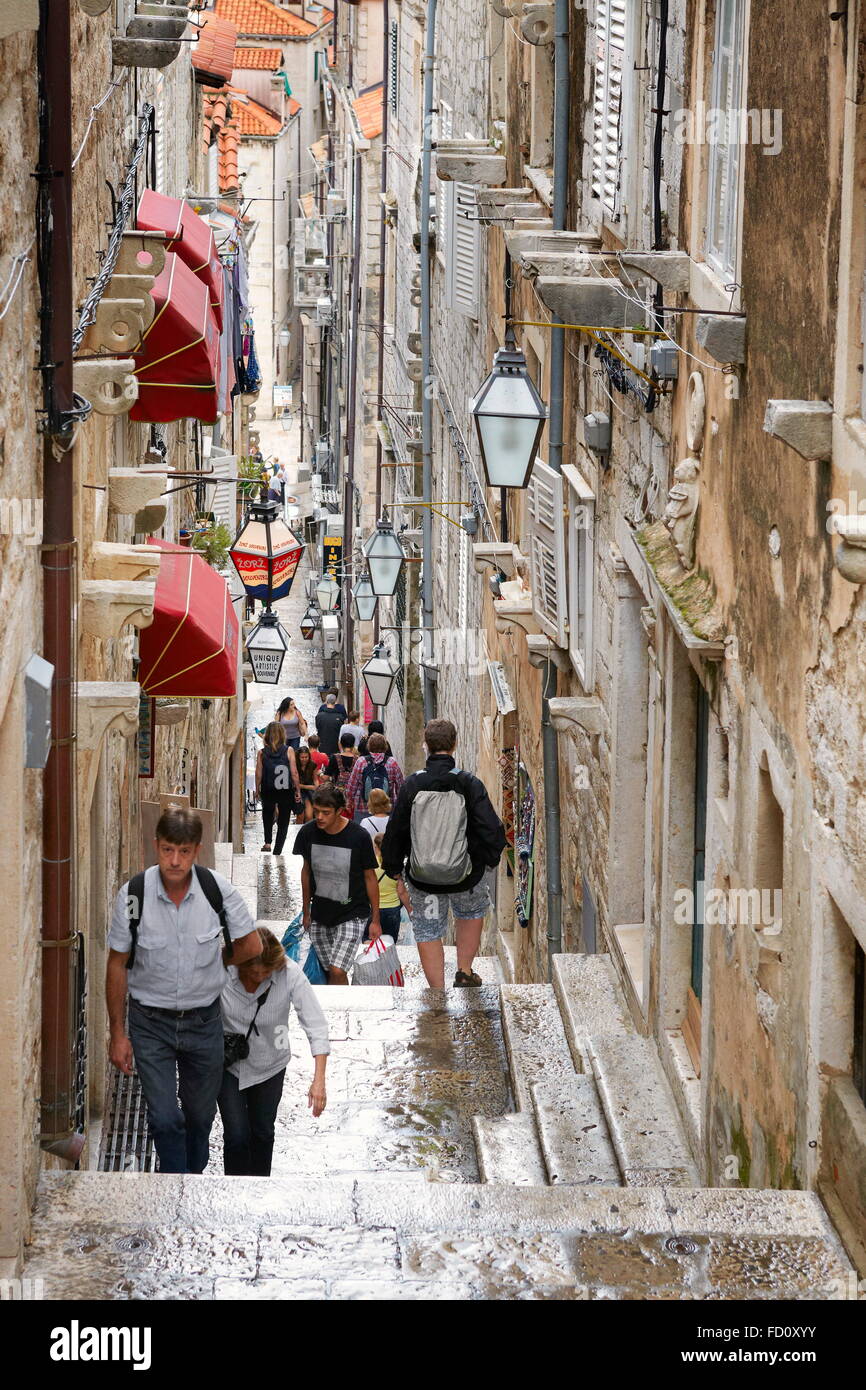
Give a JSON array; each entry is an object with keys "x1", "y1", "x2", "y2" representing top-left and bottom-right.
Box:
[
  {"x1": 549, "y1": 696, "x2": 605, "y2": 738},
  {"x1": 108, "y1": 469, "x2": 167, "y2": 515},
  {"x1": 80, "y1": 580, "x2": 156, "y2": 639},
  {"x1": 695, "y1": 313, "x2": 747, "y2": 365},
  {"x1": 616, "y1": 250, "x2": 691, "y2": 293},
  {"x1": 116, "y1": 230, "x2": 167, "y2": 280},
  {"x1": 763, "y1": 399, "x2": 832, "y2": 462},
  {"x1": 111, "y1": 38, "x2": 182, "y2": 69},
  {"x1": 127, "y1": 8, "x2": 189, "y2": 41},
  {"x1": 81, "y1": 233, "x2": 165, "y2": 353},
  {"x1": 525, "y1": 635, "x2": 570, "y2": 671},
  {"x1": 76, "y1": 680, "x2": 141, "y2": 808},
  {"x1": 73, "y1": 359, "x2": 138, "y2": 416},
  {"x1": 78, "y1": 0, "x2": 112, "y2": 12},
  {"x1": 89, "y1": 542, "x2": 162, "y2": 583},
  {"x1": 521, "y1": 3, "x2": 554, "y2": 44},
  {"x1": 535, "y1": 276, "x2": 648, "y2": 328},
  {"x1": 154, "y1": 701, "x2": 190, "y2": 727},
  {"x1": 0, "y1": 1, "x2": 38, "y2": 38},
  {"x1": 83, "y1": 299, "x2": 148, "y2": 355},
  {"x1": 435, "y1": 141, "x2": 506, "y2": 186},
  {"x1": 133, "y1": 502, "x2": 169, "y2": 535},
  {"x1": 472, "y1": 541, "x2": 523, "y2": 577},
  {"x1": 493, "y1": 597, "x2": 540, "y2": 637},
  {"x1": 832, "y1": 516, "x2": 866, "y2": 584}
]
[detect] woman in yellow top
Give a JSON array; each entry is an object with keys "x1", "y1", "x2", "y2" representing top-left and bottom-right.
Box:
[{"x1": 365, "y1": 832, "x2": 409, "y2": 942}]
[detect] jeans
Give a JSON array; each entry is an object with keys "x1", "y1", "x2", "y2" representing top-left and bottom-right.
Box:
[
  {"x1": 217, "y1": 1067, "x2": 287, "y2": 1176},
  {"x1": 128, "y1": 997, "x2": 223, "y2": 1174},
  {"x1": 364, "y1": 905, "x2": 401, "y2": 942},
  {"x1": 261, "y1": 790, "x2": 296, "y2": 852}
]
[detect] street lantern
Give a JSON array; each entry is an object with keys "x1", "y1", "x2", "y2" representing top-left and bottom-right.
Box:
[
  {"x1": 315, "y1": 571, "x2": 340, "y2": 613},
  {"x1": 361, "y1": 642, "x2": 400, "y2": 707},
  {"x1": 299, "y1": 606, "x2": 319, "y2": 640},
  {"x1": 362, "y1": 518, "x2": 405, "y2": 597},
  {"x1": 245, "y1": 610, "x2": 291, "y2": 683},
  {"x1": 469, "y1": 327, "x2": 548, "y2": 489},
  {"x1": 229, "y1": 499, "x2": 304, "y2": 605},
  {"x1": 351, "y1": 572, "x2": 378, "y2": 622}
]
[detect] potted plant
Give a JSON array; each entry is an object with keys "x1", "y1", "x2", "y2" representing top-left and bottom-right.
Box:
[
  {"x1": 237, "y1": 454, "x2": 267, "y2": 500},
  {"x1": 191, "y1": 522, "x2": 233, "y2": 570}
]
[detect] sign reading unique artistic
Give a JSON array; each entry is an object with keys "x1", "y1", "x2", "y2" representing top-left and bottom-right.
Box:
[
  {"x1": 138, "y1": 695, "x2": 155, "y2": 778},
  {"x1": 249, "y1": 648, "x2": 284, "y2": 683}
]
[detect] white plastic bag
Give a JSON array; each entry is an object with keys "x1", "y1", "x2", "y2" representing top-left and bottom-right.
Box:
[{"x1": 352, "y1": 934, "x2": 404, "y2": 987}]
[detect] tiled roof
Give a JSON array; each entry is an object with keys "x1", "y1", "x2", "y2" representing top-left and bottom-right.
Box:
[
  {"x1": 352, "y1": 83, "x2": 384, "y2": 140},
  {"x1": 232, "y1": 45, "x2": 283, "y2": 68},
  {"x1": 215, "y1": 0, "x2": 316, "y2": 37},
  {"x1": 191, "y1": 13, "x2": 239, "y2": 85},
  {"x1": 226, "y1": 85, "x2": 299, "y2": 137},
  {"x1": 219, "y1": 118, "x2": 241, "y2": 192}
]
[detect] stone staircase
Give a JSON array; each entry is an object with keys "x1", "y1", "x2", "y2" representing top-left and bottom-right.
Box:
[{"x1": 20, "y1": 839, "x2": 856, "y2": 1299}]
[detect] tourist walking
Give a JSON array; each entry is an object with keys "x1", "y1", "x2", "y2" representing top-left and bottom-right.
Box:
[
  {"x1": 294, "y1": 745, "x2": 320, "y2": 823},
  {"x1": 106, "y1": 808, "x2": 262, "y2": 1173},
  {"x1": 339, "y1": 708, "x2": 365, "y2": 748},
  {"x1": 357, "y1": 718, "x2": 391, "y2": 757},
  {"x1": 218, "y1": 926, "x2": 329, "y2": 1176},
  {"x1": 276, "y1": 695, "x2": 307, "y2": 749},
  {"x1": 329, "y1": 731, "x2": 359, "y2": 790},
  {"x1": 294, "y1": 785, "x2": 381, "y2": 983},
  {"x1": 315, "y1": 692, "x2": 344, "y2": 758},
  {"x1": 345, "y1": 732, "x2": 403, "y2": 819},
  {"x1": 256, "y1": 723, "x2": 301, "y2": 854},
  {"x1": 305, "y1": 733, "x2": 331, "y2": 776},
  {"x1": 359, "y1": 787, "x2": 391, "y2": 840},
  {"x1": 381, "y1": 719, "x2": 506, "y2": 989}
]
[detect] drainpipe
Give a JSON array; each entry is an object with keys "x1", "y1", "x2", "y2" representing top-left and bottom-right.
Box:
[
  {"x1": 542, "y1": 0, "x2": 569, "y2": 978},
  {"x1": 344, "y1": 148, "x2": 362, "y2": 697},
  {"x1": 419, "y1": 0, "x2": 437, "y2": 722},
  {"x1": 374, "y1": 0, "x2": 390, "y2": 646},
  {"x1": 37, "y1": 0, "x2": 82, "y2": 1161}
]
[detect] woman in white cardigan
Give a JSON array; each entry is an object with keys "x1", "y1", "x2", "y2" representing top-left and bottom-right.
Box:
[{"x1": 218, "y1": 926, "x2": 330, "y2": 1176}]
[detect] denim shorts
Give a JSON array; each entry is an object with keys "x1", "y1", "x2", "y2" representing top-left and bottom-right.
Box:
[{"x1": 407, "y1": 874, "x2": 492, "y2": 943}]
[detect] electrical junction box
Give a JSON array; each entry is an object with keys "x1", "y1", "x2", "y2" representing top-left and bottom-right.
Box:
[
  {"x1": 650, "y1": 341, "x2": 679, "y2": 380},
  {"x1": 584, "y1": 411, "x2": 611, "y2": 454},
  {"x1": 321, "y1": 614, "x2": 341, "y2": 658},
  {"x1": 24, "y1": 653, "x2": 54, "y2": 769}
]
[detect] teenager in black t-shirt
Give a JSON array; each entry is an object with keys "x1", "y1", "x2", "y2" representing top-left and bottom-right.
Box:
[{"x1": 294, "y1": 784, "x2": 380, "y2": 984}]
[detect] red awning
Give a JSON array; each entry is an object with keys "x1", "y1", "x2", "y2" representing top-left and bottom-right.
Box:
[
  {"x1": 130, "y1": 252, "x2": 221, "y2": 424},
  {"x1": 137, "y1": 189, "x2": 225, "y2": 331},
  {"x1": 138, "y1": 541, "x2": 240, "y2": 698}
]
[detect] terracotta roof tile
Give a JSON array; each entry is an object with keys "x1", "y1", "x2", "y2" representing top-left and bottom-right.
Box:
[
  {"x1": 219, "y1": 118, "x2": 240, "y2": 192},
  {"x1": 352, "y1": 83, "x2": 383, "y2": 141},
  {"x1": 215, "y1": 0, "x2": 316, "y2": 37},
  {"x1": 192, "y1": 13, "x2": 239, "y2": 85},
  {"x1": 225, "y1": 84, "x2": 298, "y2": 136},
  {"x1": 233, "y1": 45, "x2": 283, "y2": 68}
]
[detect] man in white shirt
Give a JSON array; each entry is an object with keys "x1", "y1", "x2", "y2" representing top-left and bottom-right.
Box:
[{"x1": 106, "y1": 808, "x2": 262, "y2": 1173}]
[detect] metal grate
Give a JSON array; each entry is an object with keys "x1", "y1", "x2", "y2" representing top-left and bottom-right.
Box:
[{"x1": 98, "y1": 1008, "x2": 156, "y2": 1172}]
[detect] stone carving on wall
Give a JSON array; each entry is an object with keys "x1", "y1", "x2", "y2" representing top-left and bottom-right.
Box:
[
  {"x1": 686, "y1": 370, "x2": 706, "y2": 453},
  {"x1": 662, "y1": 457, "x2": 701, "y2": 571}
]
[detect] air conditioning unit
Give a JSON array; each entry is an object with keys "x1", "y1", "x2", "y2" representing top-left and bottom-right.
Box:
[{"x1": 316, "y1": 294, "x2": 334, "y2": 325}]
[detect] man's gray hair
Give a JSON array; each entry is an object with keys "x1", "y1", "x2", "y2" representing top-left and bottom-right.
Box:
[{"x1": 326, "y1": 693, "x2": 337, "y2": 706}]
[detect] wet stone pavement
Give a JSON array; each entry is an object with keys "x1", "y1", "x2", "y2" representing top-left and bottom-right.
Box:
[{"x1": 20, "y1": 550, "x2": 858, "y2": 1300}]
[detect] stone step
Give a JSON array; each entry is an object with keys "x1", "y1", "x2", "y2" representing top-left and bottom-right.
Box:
[
  {"x1": 530, "y1": 1077, "x2": 621, "y2": 1185},
  {"x1": 551, "y1": 952, "x2": 637, "y2": 1071},
  {"x1": 500, "y1": 984, "x2": 578, "y2": 1110},
  {"x1": 214, "y1": 841, "x2": 233, "y2": 878},
  {"x1": 24, "y1": 1172, "x2": 854, "y2": 1300},
  {"x1": 588, "y1": 1034, "x2": 700, "y2": 1186},
  {"x1": 472, "y1": 1112, "x2": 547, "y2": 1186}
]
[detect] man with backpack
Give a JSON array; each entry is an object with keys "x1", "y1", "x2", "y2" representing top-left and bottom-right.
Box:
[
  {"x1": 105, "y1": 807, "x2": 263, "y2": 1173},
  {"x1": 315, "y1": 692, "x2": 345, "y2": 759},
  {"x1": 345, "y1": 731, "x2": 403, "y2": 820},
  {"x1": 381, "y1": 719, "x2": 506, "y2": 988}
]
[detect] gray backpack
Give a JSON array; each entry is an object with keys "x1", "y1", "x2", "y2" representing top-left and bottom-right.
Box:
[{"x1": 408, "y1": 769, "x2": 472, "y2": 885}]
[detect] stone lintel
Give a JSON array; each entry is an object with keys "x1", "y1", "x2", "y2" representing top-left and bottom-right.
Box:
[
  {"x1": 535, "y1": 277, "x2": 648, "y2": 328},
  {"x1": 695, "y1": 313, "x2": 747, "y2": 365},
  {"x1": 504, "y1": 229, "x2": 602, "y2": 261},
  {"x1": 109, "y1": 469, "x2": 167, "y2": 514},
  {"x1": 502, "y1": 202, "x2": 547, "y2": 221},
  {"x1": 763, "y1": 399, "x2": 833, "y2": 461},
  {"x1": 80, "y1": 580, "x2": 156, "y2": 639},
  {"x1": 549, "y1": 696, "x2": 605, "y2": 736},
  {"x1": 617, "y1": 250, "x2": 691, "y2": 293},
  {"x1": 89, "y1": 542, "x2": 162, "y2": 583},
  {"x1": 525, "y1": 635, "x2": 570, "y2": 671},
  {"x1": 435, "y1": 153, "x2": 506, "y2": 185},
  {"x1": 472, "y1": 542, "x2": 523, "y2": 577}
]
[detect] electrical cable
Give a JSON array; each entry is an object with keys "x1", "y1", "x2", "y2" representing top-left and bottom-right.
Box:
[
  {"x1": 0, "y1": 237, "x2": 35, "y2": 321},
  {"x1": 71, "y1": 71, "x2": 130, "y2": 170}
]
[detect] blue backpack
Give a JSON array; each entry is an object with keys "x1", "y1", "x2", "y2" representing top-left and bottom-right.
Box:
[{"x1": 362, "y1": 755, "x2": 390, "y2": 803}]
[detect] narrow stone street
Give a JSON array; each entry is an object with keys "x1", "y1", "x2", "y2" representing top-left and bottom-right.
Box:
[{"x1": 20, "y1": 553, "x2": 857, "y2": 1300}]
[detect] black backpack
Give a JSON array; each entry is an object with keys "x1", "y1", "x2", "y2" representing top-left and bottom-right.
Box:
[{"x1": 125, "y1": 865, "x2": 232, "y2": 970}]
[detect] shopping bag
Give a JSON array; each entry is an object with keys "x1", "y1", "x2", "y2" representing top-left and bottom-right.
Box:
[
  {"x1": 352, "y1": 934, "x2": 404, "y2": 987},
  {"x1": 303, "y1": 942, "x2": 328, "y2": 984},
  {"x1": 281, "y1": 911, "x2": 304, "y2": 963}
]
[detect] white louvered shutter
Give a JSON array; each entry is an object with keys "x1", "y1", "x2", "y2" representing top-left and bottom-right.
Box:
[
  {"x1": 590, "y1": 0, "x2": 627, "y2": 217},
  {"x1": 446, "y1": 182, "x2": 480, "y2": 318},
  {"x1": 209, "y1": 450, "x2": 237, "y2": 537},
  {"x1": 527, "y1": 458, "x2": 567, "y2": 646},
  {"x1": 562, "y1": 464, "x2": 596, "y2": 691}
]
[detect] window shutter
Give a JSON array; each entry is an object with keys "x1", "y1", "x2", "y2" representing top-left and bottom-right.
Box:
[
  {"x1": 389, "y1": 21, "x2": 399, "y2": 113},
  {"x1": 209, "y1": 449, "x2": 237, "y2": 539},
  {"x1": 590, "y1": 0, "x2": 627, "y2": 216},
  {"x1": 527, "y1": 458, "x2": 567, "y2": 646},
  {"x1": 446, "y1": 182, "x2": 480, "y2": 318},
  {"x1": 562, "y1": 464, "x2": 596, "y2": 690}
]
